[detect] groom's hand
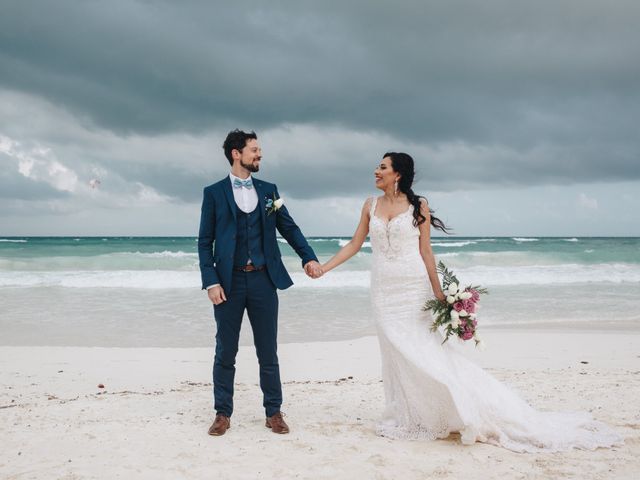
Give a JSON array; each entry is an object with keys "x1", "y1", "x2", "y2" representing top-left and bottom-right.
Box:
[
  {"x1": 304, "y1": 261, "x2": 323, "y2": 279},
  {"x1": 208, "y1": 285, "x2": 227, "y2": 305}
]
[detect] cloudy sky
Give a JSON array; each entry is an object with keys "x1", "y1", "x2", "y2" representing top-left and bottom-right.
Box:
[{"x1": 1, "y1": 0, "x2": 638, "y2": 236}]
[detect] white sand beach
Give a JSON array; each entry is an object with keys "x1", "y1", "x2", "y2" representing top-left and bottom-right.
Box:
[{"x1": 2, "y1": 330, "x2": 639, "y2": 479}]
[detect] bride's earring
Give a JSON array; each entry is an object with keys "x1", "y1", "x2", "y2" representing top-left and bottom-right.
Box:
[{"x1": 394, "y1": 180, "x2": 399, "y2": 196}]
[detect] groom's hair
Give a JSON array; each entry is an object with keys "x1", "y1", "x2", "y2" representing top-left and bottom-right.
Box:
[{"x1": 223, "y1": 129, "x2": 258, "y2": 165}]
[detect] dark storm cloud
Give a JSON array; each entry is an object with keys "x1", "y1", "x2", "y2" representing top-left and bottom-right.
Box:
[
  {"x1": 106, "y1": 162, "x2": 213, "y2": 203},
  {"x1": 1, "y1": 0, "x2": 639, "y2": 198}
]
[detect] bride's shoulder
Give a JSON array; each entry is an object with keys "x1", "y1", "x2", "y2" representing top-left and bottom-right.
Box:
[
  {"x1": 362, "y1": 196, "x2": 377, "y2": 215},
  {"x1": 364, "y1": 196, "x2": 381, "y2": 207},
  {"x1": 418, "y1": 197, "x2": 430, "y2": 215}
]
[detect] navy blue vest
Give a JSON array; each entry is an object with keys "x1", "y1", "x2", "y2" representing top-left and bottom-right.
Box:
[{"x1": 233, "y1": 204, "x2": 266, "y2": 267}]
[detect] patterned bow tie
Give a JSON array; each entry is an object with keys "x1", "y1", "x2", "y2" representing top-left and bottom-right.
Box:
[{"x1": 233, "y1": 178, "x2": 253, "y2": 189}]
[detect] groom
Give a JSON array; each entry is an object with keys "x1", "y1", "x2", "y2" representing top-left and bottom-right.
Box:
[{"x1": 198, "y1": 129, "x2": 322, "y2": 436}]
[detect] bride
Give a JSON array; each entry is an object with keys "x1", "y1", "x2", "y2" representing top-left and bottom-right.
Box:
[{"x1": 320, "y1": 152, "x2": 623, "y2": 452}]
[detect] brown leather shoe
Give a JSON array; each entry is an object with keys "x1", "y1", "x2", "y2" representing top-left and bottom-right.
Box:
[
  {"x1": 208, "y1": 414, "x2": 230, "y2": 436},
  {"x1": 265, "y1": 412, "x2": 290, "y2": 434}
]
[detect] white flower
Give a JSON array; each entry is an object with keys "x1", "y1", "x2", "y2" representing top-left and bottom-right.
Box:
[
  {"x1": 273, "y1": 198, "x2": 284, "y2": 209},
  {"x1": 446, "y1": 295, "x2": 455, "y2": 304},
  {"x1": 447, "y1": 283, "x2": 458, "y2": 295},
  {"x1": 459, "y1": 291, "x2": 472, "y2": 300},
  {"x1": 450, "y1": 310, "x2": 460, "y2": 321},
  {"x1": 459, "y1": 309, "x2": 468, "y2": 317},
  {"x1": 469, "y1": 313, "x2": 476, "y2": 320},
  {"x1": 451, "y1": 318, "x2": 460, "y2": 328}
]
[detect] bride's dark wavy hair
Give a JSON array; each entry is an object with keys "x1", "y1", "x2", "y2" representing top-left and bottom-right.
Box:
[{"x1": 383, "y1": 152, "x2": 452, "y2": 234}]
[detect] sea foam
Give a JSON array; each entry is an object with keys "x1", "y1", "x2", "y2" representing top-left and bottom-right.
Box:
[{"x1": 1, "y1": 263, "x2": 639, "y2": 289}]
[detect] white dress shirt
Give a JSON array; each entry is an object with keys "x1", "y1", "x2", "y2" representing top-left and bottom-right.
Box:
[
  {"x1": 229, "y1": 172, "x2": 258, "y2": 213},
  {"x1": 206, "y1": 173, "x2": 258, "y2": 290}
]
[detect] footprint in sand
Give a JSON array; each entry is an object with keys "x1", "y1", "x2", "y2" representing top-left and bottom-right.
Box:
[{"x1": 367, "y1": 454, "x2": 386, "y2": 466}]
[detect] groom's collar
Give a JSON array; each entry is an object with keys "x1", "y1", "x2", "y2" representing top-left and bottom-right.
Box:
[{"x1": 229, "y1": 172, "x2": 253, "y2": 184}]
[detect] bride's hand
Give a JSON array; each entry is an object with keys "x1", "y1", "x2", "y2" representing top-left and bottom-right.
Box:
[{"x1": 435, "y1": 290, "x2": 447, "y2": 303}]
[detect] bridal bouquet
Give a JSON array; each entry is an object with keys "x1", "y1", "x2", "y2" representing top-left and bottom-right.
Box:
[{"x1": 423, "y1": 261, "x2": 488, "y2": 349}]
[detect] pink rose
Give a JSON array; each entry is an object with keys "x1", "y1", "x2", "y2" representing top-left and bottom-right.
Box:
[
  {"x1": 461, "y1": 330, "x2": 474, "y2": 340},
  {"x1": 463, "y1": 300, "x2": 475, "y2": 313},
  {"x1": 470, "y1": 289, "x2": 480, "y2": 302},
  {"x1": 453, "y1": 302, "x2": 464, "y2": 312},
  {"x1": 472, "y1": 319, "x2": 477, "y2": 327}
]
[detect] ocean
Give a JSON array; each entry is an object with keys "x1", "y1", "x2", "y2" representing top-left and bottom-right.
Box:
[{"x1": 1, "y1": 236, "x2": 638, "y2": 347}]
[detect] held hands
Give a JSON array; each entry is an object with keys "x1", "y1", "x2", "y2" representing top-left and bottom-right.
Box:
[{"x1": 304, "y1": 260, "x2": 324, "y2": 279}]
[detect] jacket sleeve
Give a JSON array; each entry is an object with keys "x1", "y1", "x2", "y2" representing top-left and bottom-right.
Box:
[
  {"x1": 273, "y1": 185, "x2": 318, "y2": 267},
  {"x1": 197, "y1": 187, "x2": 221, "y2": 289}
]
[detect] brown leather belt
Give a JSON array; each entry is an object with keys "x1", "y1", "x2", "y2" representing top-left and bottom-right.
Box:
[{"x1": 233, "y1": 264, "x2": 266, "y2": 272}]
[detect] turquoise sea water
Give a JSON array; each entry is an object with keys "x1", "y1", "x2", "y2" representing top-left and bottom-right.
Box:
[{"x1": 1, "y1": 236, "x2": 638, "y2": 346}]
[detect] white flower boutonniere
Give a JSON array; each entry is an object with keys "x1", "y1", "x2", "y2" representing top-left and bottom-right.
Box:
[{"x1": 266, "y1": 193, "x2": 284, "y2": 216}]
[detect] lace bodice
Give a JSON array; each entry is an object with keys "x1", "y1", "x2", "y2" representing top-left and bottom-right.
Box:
[
  {"x1": 368, "y1": 197, "x2": 428, "y2": 287},
  {"x1": 368, "y1": 197, "x2": 420, "y2": 261}
]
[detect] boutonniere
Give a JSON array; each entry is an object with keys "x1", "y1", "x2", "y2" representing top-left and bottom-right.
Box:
[{"x1": 265, "y1": 193, "x2": 284, "y2": 216}]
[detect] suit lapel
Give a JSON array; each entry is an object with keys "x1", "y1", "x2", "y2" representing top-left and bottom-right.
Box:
[
  {"x1": 222, "y1": 177, "x2": 237, "y2": 222},
  {"x1": 253, "y1": 179, "x2": 267, "y2": 227}
]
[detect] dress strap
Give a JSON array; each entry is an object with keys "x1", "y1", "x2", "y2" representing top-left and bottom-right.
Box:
[{"x1": 369, "y1": 196, "x2": 377, "y2": 217}]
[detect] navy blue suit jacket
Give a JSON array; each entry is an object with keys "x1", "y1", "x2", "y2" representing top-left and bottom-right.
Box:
[{"x1": 197, "y1": 176, "x2": 318, "y2": 293}]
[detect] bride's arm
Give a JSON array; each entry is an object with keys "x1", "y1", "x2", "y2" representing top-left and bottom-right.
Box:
[
  {"x1": 418, "y1": 199, "x2": 446, "y2": 301},
  {"x1": 321, "y1": 198, "x2": 371, "y2": 273}
]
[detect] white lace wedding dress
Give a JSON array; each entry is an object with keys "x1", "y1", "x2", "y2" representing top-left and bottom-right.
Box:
[{"x1": 368, "y1": 197, "x2": 624, "y2": 453}]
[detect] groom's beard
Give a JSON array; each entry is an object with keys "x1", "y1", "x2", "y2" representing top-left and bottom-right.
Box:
[{"x1": 241, "y1": 159, "x2": 260, "y2": 173}]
